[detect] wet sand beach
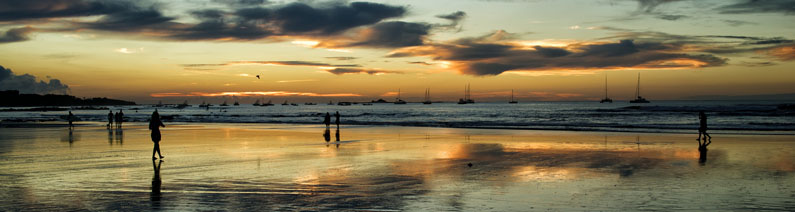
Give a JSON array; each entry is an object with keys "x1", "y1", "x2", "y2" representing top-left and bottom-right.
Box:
[{"x1": 1, "y1": 123, "x2": 794, "y2": 211}]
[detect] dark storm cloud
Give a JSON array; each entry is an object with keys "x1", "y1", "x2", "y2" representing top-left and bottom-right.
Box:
[
  {"x1": 325, "y1": 68, "x2": 401, "y2": 75},
  {"x1": 84, "y1": 7, "x2": 176, "y2": 31},
  {"x1": 272, "y1": 2, "x2": 405, "y2": 34},
  {"x1": 657, "y1": 14, "x2": 687, "y2": 20},
  {"x1": 212, "y1": 0, "x2": 270, "y2": 6},
  {"x1": 166, "y1": 2, "x2": 408, "y2": 41},
  {"x1": 634, "y1": 0, "x2": 684, "y2": 13},
  {"x1": 0, "y1": 26, "x2": 35, "y2": 43},
  {"x1": 0, "y1": 0, "x2": 129, "y2": 21},
  {"x1": 388, "y1": 31, "x2": 728, "y2": 76},
  {"x1": 717, "y1": 0, "x2": 795, "y2": 15},
  {"x1": 344, "y1": 21, "x2": 431, "y2": 47},
  {"x1": 0, "y1": 65, "x2": 70, "y2": 94}
]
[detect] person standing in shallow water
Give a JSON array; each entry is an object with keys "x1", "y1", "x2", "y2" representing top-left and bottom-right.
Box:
[
  {"x1": 107, "y1": 110, "x2": 113, "y2": 129},
  {"x1": 67, "y1": 111, "x2": 74, "y2": 129},
  {"x1": 334, "y1": 111, "x2": 340, "y2": 129},
  {"x1": 118, "y1": 109, "x2": 125, "y2": 128},
  {"x1": 324, "y1": 112, "x2": 331, "y2": 128},
  {"x1": 150, "y1": 110, "x2": 166, "y2": 160},
  {"x1": 697, "y1": 111, "x2": 711, "y2": 141}
]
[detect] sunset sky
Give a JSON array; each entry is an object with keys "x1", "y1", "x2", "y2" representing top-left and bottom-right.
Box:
[{"x1": 1, "y1": 0, "x2": 793, "y2": 103}]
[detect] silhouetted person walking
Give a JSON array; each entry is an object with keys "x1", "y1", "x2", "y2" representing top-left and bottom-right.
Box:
[
  {"x1": 697, "y1": 111, "x2": 711, "y2": 141},
  {"x1": 118, "y1": 109, "x2": 125, "y2": 128},
  {"x1": 150, "y1": 110, "x2": 165, "y2": 160},
  {"x1": 107, "y1": 110, "x2": 113, "y2": 128},
  {"x1": 324, "y1": 112, "x2": 331, "y2": 128},
  {"x1": 114, "y1": 112, "x2": 120, "y2": 128},
  {"x1": 334, "y1": 111, "x2": 340, "y2": 129},
  {"x1": 67, "y1": 111, "x2": 74, "y2": 129}
]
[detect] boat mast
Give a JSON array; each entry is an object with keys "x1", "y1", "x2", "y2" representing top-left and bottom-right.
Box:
[
  {"x1": 604, "y1": 75, "x2": 609, "y2": 99},
  {"x1": 635, "y1": 73, "x2": 641, "y2": 98}
]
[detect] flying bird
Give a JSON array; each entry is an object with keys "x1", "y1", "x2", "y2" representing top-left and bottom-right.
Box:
[{"x1": 256, "y1": 75, "x2": 260, "y2": 79}]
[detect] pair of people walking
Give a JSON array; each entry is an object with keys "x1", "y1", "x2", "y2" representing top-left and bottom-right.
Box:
[{"x1": 324, "y1": 111, "x2": 340, "y2": 128}]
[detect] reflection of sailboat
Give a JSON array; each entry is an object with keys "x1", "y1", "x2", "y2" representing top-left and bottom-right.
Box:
[
  {"x1": 509, "y1": 89, "x2": 518, "y2": 104},
  {"x1": 458, "y1": 83, "x2": 474, "y2": 104},
  {"x1": 176, "y1": 100, "x2": 190, "y2": 109},
  {"x1": 422, "y1": 88, "x2": 432, "y2": 104},
  {"x1": 394, "y1": 89, "x2": 407, "y2": 104},
  {"x1": 629, "y1": 73, "x2": 650, "y2": 103},
  {"x1": 600, "y1": 75, "x2": 613, "y2": 103}
]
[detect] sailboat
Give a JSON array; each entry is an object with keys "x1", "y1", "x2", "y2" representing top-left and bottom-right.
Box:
[
  {"x1": 600, "y1": 75, "x2": 613, "y2": 103},
  {"x1": 263, "y1": 99, "x2": 274, "y2": 106},
  {"x1": 281, "y1": 100, "x2": 289, "y2": 106},
  {"x1": 220, "y1": 100, "x2": 229, "y2": 106},
  {"x1": 422, "y1": 88, "x2": 432, "y2": 104},
  {"x1": 509, "y1": 89, "x2": 518, "y2": 104},
  {"x1": 394, "y1": 89, "x2": 407, "y2": 104},
  {"x1": 253, "y1": 99, "x2": 261, "y2": 106},
  {"x1": 199, "y1": 101, "x2": 211, "y2": 108},
  {"x1": 629, "y1": 73, "x2": 650, "y2": 103},
  {"x1": 458, "y1": 83, "x2": 475, "y2": 104},
  {"x1": 233, "y1": 96, "x2": 240, "y2": 106}
]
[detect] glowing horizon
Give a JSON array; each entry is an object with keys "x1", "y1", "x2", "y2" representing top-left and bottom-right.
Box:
[{"x1": 1, "y1": 0, "x2": 794, "y2": 103}]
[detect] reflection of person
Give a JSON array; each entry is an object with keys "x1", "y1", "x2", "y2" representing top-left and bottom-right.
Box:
[
  {"x1": 150, "y1": 110, "x2": 166, "y2": 160},
  {"x1": 67, "y1": 111, "x2": 74, "y2": 129},
  {"x1": 323, "y1": 128, "x2": 331, "y2": 142},
  {"x1": 324, "y1": 112, "x2": 331, "y2": 127},
  {"x1": 151, "y1": 160, "x2": 162, "y2": 202},
  {"x1": 335, "y1": 128, "x2": 340, "y2": 148},
  {"x1": 107, "y1": 110, "x2": 113, "y2": 128},
  {"x1": 697, "y1": 111, "x2": 711, "y2": 141},
  {"x1": 334, "y1": 111, "x2": 340, "y2": 128},
  {"x1": 698, "y1": 136, "x2": 711, "y2": 165}
]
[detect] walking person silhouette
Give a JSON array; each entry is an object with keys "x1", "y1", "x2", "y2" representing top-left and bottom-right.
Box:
[
  {"x1": 334, "y1": 111, "x2": 340, "y2": 129},
  {"x1": 697, "y1": 111, "x2": 711, "y2": 141},
  {"x1": 150, "y1": 110, "x2": 166, "y2": 160},
  {"x1": 324, "y1": 112, "x2": 331, "y2": 128},
  {"x1": 118, "y1": 109, "x2": 125, "y2": 128},
  {"x1": 107, "y1": 110, "x2": 113, "y2": 129},
  {"x1": 67, "y1": 111, "x2": 75, "y2": 129}
]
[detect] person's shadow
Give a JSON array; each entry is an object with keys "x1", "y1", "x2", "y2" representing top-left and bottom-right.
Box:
[
  {"x1": 151, "y1": 160, "x2": 163, "y2": 205},
  {"x1": 698, "y1": 138, "x2": 711, "y2": 165}
]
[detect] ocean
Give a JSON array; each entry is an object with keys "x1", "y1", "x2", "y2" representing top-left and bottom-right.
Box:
[{"x1": 2, "y1": 101, "x2": 794, "y2": 134}]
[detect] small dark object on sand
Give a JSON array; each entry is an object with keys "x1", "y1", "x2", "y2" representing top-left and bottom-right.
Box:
[{"x1": 467, "y1": 163, "x2": 473, "y2": 167}]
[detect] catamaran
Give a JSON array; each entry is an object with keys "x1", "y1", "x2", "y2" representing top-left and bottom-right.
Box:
[
  {"x1": 458, "y1": 83, "x2": 475, "y2": 104},
  {"x1": 600, "y1": 75, "x2": 613, "y2": 103},
  {"x1": 422, "y1": 88, "x2": 432, "y2": 104},
  {"x1": 509, "y1": 89, "x2": 518, "y2": 104},
  {"x1": 629, "y1": 73, "x2": 650, "y2": 103},
  {"x1": 394, "y1": 89, "x2": 407, "y2": 104}
]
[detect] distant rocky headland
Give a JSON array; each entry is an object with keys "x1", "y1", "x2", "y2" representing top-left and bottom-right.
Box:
[{"x1": 0, "y1": 90, "x2": 136, "y2": 107}]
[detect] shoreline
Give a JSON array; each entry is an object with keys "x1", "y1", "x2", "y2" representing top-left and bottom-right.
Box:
[{"x1": 2, "y1": 120, "x2": 794, "y2": 136}]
